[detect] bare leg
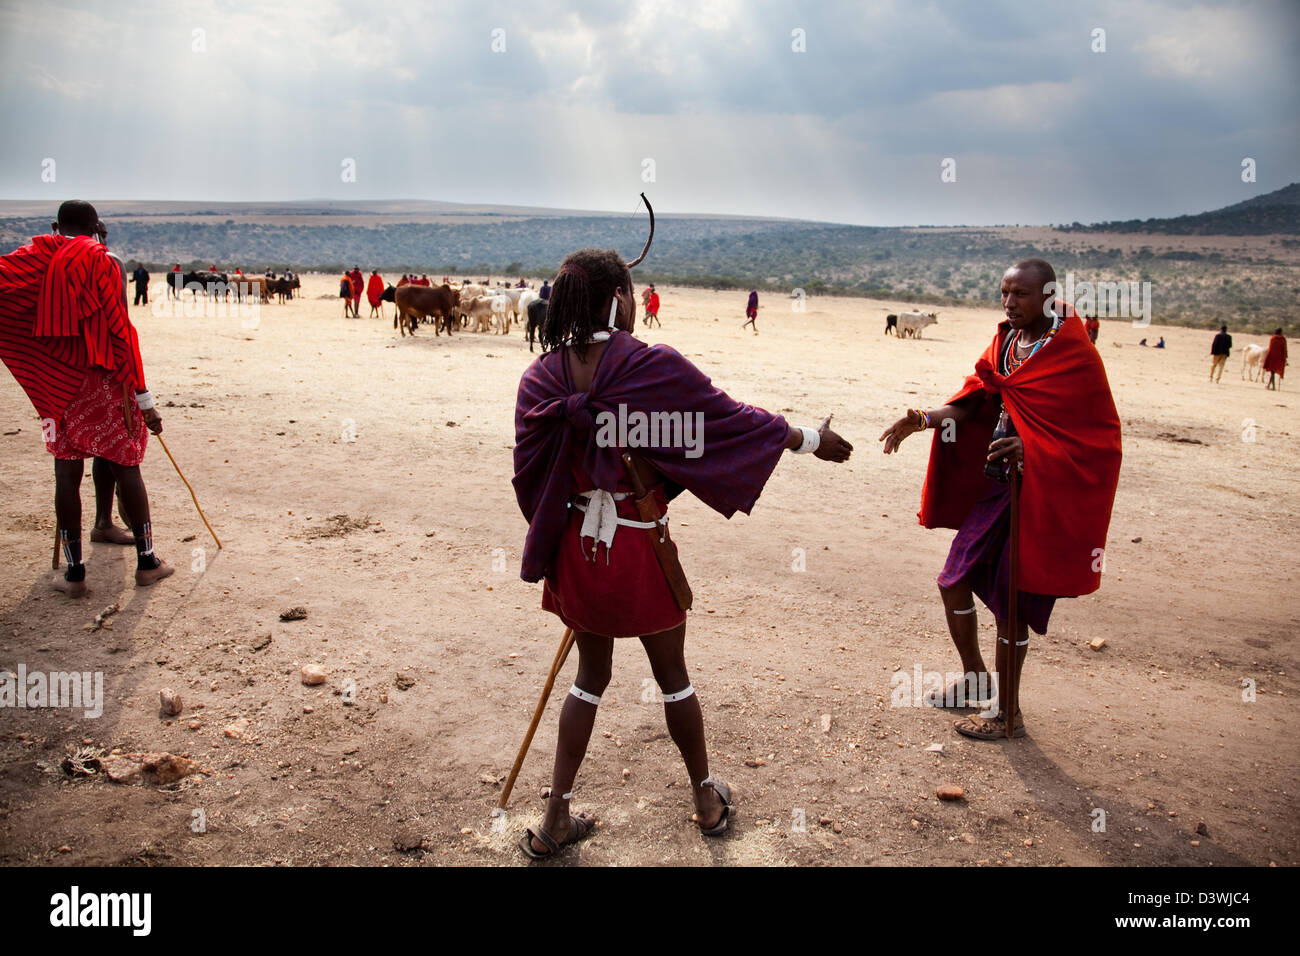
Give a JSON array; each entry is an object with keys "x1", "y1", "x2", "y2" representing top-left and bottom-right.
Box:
[
  {"x1": 53, "y1": 458, "x2": 87, "y2": 596},
  {"x1": 938, "y1": 581, "x2": 991, "y2": 703},
  {"x1": 107, "y1": 462, "x2": 173, "y2": 586},
  {"x1": 533, "y1": 631, "x2": 611, "y2": 852},
  {"x1": 90, "y1": 457, "x2": 134, "y2": 543},
  {"x1": 641, "y1": 622, "x2": 724, "y2": 827}
]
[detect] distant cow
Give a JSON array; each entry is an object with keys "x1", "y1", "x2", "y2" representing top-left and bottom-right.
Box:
[
  {"x1": 394, "y1": 283, "x2": 461, "y2": 337},
  {"x1": 526, "y1": 297, "x2": 547, "y2": 352},
  {"x1": 463, "y1": 295, "x2": 495, "y2": 333},
  {"x1": 885, "y1": 313, "x2": 898, "y2": 335},
  {"x1": 267, "y1": 277, "x2": 295, "y2": 303},
  {"x1": 1242, "y1": 343, "x2": 1267, "y2": 381},
  {"x1": 897, "y1": 311, "x2": 938, "y2": 338},
  {"x1": 490, "y1": 293, "x2": 512, "y2": 334}
]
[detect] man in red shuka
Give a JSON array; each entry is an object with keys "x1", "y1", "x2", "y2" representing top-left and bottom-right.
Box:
[
  {"x1": 880, "y1": 259, "x2": 1121, "y2": 740},
  {"x1": 1263, "y1": 327, "x2": 1287, "y2": 390},
  {"x1": 0, "y1": 200, "x2": 172, "y2": 596}
]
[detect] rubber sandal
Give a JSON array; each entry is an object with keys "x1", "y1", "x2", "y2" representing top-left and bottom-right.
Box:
[
  {"x1": 953, "y1": 712, "x2": 1026, "y2": 740},
  {"x1": 695, "y1": 778, "x2": 733, "y2": 837},
  {"x1": 518, "y1": 813, "x2": 595, "y2": 860}
]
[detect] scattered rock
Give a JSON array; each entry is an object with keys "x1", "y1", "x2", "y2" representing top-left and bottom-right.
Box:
[
  {"x1": 102, "y1": 752, "x2": 204, "y2": 786},
  {"x1": 1131, "y1": 536, "x2": 1142, "y2": 543},
  {"x1": 936, "y1": 785, "x2": 966, "y2": 801},
  {"x1": 222, "y1": 718, "x2": 249, "y2": 739},
  {"x1": 479, "y1": 772, "x2": 500, "y2": 786},
  {"x1": 187, "y1": 721, "x2": 202, "y2": 731},
  {"x1": 959, "y1": 832, "x2": 976, "y2": 844},
  {"x1": 820, "y1": 713, "x2": 832, "y2": 734},
  {"x1": 924, "y1": 743, "x2": 945, "y2": 754},
  {"x1": 158, "y1": 688, "x2": 183, "y2": 717},
  {"x1": 280, "y1": 606, "x2": 308, "y2": 621},
  {"x1": 818, "y1": 816, "x2": 833, "y2": 827},
  {"x1": 301, "y1": 665, "x2": 327, "y2": 686},
  {"x1": 1088, "y1": 638, "x2": 1106, "y2": 652},
  {"x1": 302, "y1": 705, "x2": 314, "y2": 714},
  {"x1": 394, "y1": 673, "x2": 415, "y2": 691},
  {"x1": 393, "y1": 830, "x2": 425, "y2": 853},
  {"x1": 1195, "y1": 821, "x2": 1209, "y2": 837},
  {"x1": 250, "y1": 633, "x2": 272, "y2": 652},
  {"x1": 743, "y1": 758, "x2": 766, "y2": 768}
]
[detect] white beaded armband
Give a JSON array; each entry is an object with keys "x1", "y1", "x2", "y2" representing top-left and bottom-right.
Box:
[{"x1": 134, "y1": 390, "x2": 155, "y2": 411}]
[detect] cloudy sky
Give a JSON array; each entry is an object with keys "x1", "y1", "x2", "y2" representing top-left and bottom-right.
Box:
[{"x1": 1, "y1": 0, "x2": 1297, "y2": 225}]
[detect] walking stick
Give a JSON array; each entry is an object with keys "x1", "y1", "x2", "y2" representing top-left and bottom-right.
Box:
[
  {"x1": 1004, "y1": 464, "x2": 1021, "y2": 738},
  {"x1": 498, "y1": 627, "x2": 576, "y2": 810},
  {"x1": 155, "y1": 433, "x2": 222, "y2": 550}
]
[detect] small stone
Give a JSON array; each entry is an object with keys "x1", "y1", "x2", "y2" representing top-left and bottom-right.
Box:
[
  {"x1": 832, "y1": 822, "x2": 843, "y2": 834},
  {"x1": 58, "y1": 845, "x2": 71, "y2": 853},
  {"x1": 250, "y1": 633, "x2": 272, "y2": 652},
  {"x1": 280, "y1": 606, "x2": 308, "y2": 621},
  {"x1": 820, "y1": 714, "x2": 832, "y2": 734},
  {"x1": 379, "y1": 694, "x2": 388, "y2": 704},
  {"x1": 959, "y1": 832, "x2": 976, "y2": 844},
  {"x1": 158, "y1": 688, "x2": 183, "y2": 717},
  {"x1": 393, "y1": 830, "x2": 424, "y2": 852},
  {"x1": 301, "y1": 664, "x2": 327, "y2": 686},
  {"x1": 1088, "y1": 638, "x2": 1106, "y2": 652},
  {"x1": 924, "y1": 743, "x2": 945, "y2": 754},
  {"x1": 302, "y1": 705, "x2": 314, "y2": 714},
  {"x1": 1023, "y1": 838, "x2": 1034, "y2": 847},
  {"x1": 1195, "y1": 821, "x2": 1209, "y2": 836},
  {"x1": 479, "y1": 772, "x2": 500, "y2": 786},
  {"x1": 743, "y1": 758, "x2": 765, "y2": 768},
  {"x1": 1131, "y1": 536, "x2": 1142, "y2": 543},
  {"x1": 819, "y1": 816, "x2": 833, "y2": 827},
  {"x1": 187, "y1": 720, "x2": 202, "y2": 731},
  {"x1": 223, "y1": 718, "x2": 249, "y2": 739},
  {"x1": 394, "y1": 673, "x2": 415, "y2": 691},
  {"x1": 1190, "y1": 840, "x2": 1200, "y2": 847},
  {"x1": 936, "y1": 785, "x2": 966, "y2": 801}
]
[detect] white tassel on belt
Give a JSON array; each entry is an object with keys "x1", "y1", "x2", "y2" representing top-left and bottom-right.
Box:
[{"x1": 570, "y1": 489, "x2": 667, "y2": 563}]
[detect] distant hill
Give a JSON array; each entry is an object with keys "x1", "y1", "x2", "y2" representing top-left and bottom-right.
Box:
[
  {"x1": 1, "y1": 196, "x2": 1297, "y2": 333},
  {"x1": 1059, "y1": 182, "x2": 1300, "y2": 235}
]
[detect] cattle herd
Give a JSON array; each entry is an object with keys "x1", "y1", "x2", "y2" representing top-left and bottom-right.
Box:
[
  {"x1": 390, "y1": 281, "x2": 547, "y2": 348},
  {"x1": 161, "y1": 268, "x2": 952, "y2": 350},
  {"x1": 167, "y1": 269, "x2": 299, "y2": 304}
]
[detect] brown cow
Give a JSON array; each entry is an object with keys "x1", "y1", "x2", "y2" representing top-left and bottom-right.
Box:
[{"x1": 394, "y1": 283, "x2": 461, "y2": 337}]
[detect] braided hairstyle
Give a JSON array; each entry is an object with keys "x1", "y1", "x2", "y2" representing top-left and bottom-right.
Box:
[{"x1": 539, "y1": 248, "x2": 631, "y2": 360}]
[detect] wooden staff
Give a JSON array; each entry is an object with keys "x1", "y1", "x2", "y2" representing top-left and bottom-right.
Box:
[
  {"x1": 1004, "y1": 464, "x2": 1022, "y2": 738},
  {"x1": 498, "y1": 627, "x2": 575, "y2": 809},
  {"x1": 156, "y1": 434, "x2": 222, "y2": 550}
]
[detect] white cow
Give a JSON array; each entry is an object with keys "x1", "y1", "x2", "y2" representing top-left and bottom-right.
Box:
[
  {"x1": 1241, "y1": 343, "x2": 1267, "y2": 381},
  {"x1": 518, "y1": 289, "x2": 539, "y2": 332},
  {"x1": 896, "y1": 311, "x2": 939, "y2": 338},
  {"x1": 490, "y1": 293, "x2": 512, "y2": 334}
]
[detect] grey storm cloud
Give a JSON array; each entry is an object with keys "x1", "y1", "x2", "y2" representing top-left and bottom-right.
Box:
[{"x1": 0, "y1": 0, "x2": 1296, "y2": 225}]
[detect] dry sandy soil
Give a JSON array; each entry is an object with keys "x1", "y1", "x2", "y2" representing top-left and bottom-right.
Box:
[{"x1": 0, "y1": 275, "x2": 1295, "y2": 867}]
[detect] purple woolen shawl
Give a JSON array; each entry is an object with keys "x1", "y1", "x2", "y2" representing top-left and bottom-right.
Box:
[{"x1": 513, "y1": 331, "x2": 789, "y2": 582}]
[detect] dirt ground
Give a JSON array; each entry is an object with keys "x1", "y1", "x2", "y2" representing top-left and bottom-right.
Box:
[{"x1": 0, "y1": 274, "x2": 1295, "y2": 867}]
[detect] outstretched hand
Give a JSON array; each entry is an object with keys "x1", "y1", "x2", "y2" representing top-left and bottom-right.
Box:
[
  {"x1": 814, "y1": 414, "x2": 853, "y2": 462},
  {"x1": 879, "y1": 409, "x2": 923, "y2": 454}
]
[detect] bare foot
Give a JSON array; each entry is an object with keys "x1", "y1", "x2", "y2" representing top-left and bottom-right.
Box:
[
  {"x1": 52, "y1": 575, "x2": 88, "y2": 597},
  {"x1": 691, "y1": 782, "x2": 726, "y2": 830},
  {"x1": 135, "y1": 559, "x2": 174, "y2": 587},
  {"x1": 90, "y1": 523, "x2": 135, "y2": 545}
]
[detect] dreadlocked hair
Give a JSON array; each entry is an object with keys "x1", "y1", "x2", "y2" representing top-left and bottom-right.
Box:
[{"x1": 539, "y1": 248, "x2": 631, "y2": 360}]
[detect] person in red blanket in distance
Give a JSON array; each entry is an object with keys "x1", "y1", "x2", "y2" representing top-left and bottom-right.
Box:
[
  {"x1": 0, "y1": 200, "x2": 172, "y2": 596},
  {"x1": 880, "y1": 258, "x2": 1121, "y2": 740}
]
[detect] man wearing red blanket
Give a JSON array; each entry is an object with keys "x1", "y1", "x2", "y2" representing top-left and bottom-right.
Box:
[
  {"x1": 881, "y1": 259, "x2": 1121, "y2": 740},
  {"x1": 0, "y1": 200, "x2": 172, "y2": 596}
]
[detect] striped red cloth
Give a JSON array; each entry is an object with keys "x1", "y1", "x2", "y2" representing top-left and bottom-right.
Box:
[{"x1": 0, "y1": 234, "x2": 146, "y2": 422}]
